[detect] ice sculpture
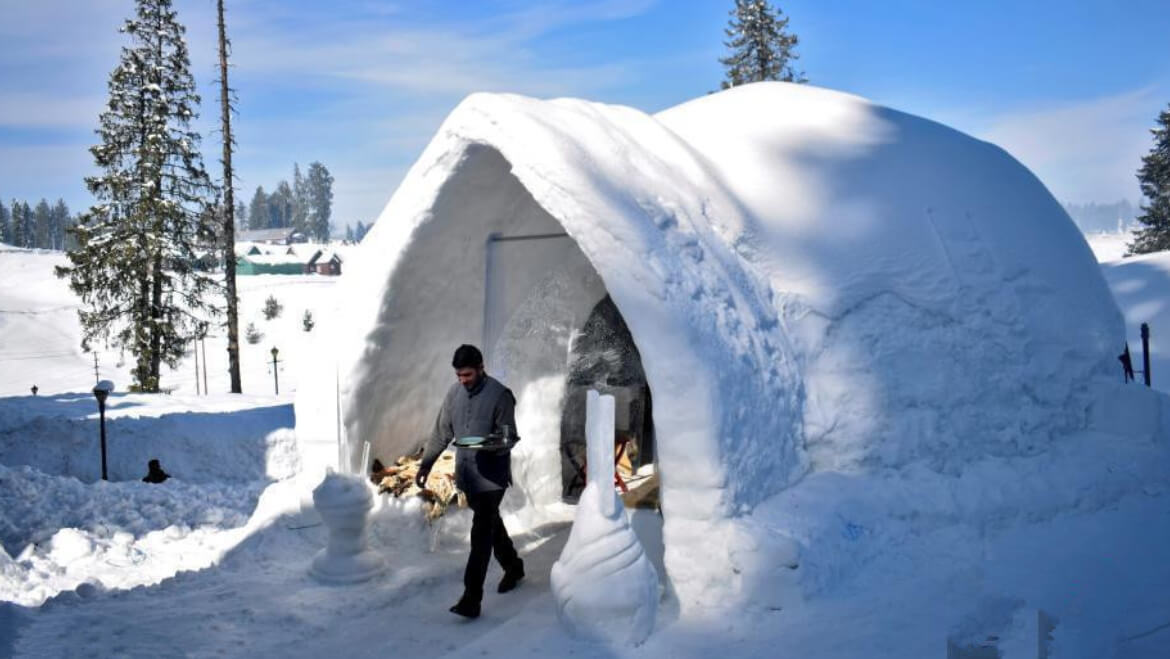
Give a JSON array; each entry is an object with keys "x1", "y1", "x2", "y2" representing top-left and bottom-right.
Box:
[
  {"x1": 309, "y1": 471, "x2": 386, "y2": 584},
  {"x1": 551, "y1": 390, "x2": 659, "y2": 645}
]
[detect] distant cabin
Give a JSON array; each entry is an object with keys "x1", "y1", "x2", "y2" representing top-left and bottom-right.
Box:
[
  {"x1": 236, "y1": 228, "x2": 308, "y2": 245},
  {"x1": 233, "y1": 243, "x2": 343, "y2": 276},
  {"x1": 306, "y1": 250, "x2": 343, "y2": 276}
]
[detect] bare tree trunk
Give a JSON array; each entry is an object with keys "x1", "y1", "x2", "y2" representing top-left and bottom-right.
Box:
[
  {"x1": 149, "y1": 250, "x2": 163, "y2": 392},
  {"x1": 218, "y1": 0, "x2": 242, "y2": 393}
]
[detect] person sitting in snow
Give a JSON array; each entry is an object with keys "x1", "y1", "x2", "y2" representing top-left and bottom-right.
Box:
[{"x1": 415, "y1": 344, "x2": 525, "y2": 619}]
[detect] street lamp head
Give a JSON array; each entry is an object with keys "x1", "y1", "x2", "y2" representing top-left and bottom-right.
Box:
[
  {"x1": 93, "y1": 380, "x2": 115, "y2": 404},
  {"x1": 271, "y1": 346, "x2": 279, "y2": 359}
]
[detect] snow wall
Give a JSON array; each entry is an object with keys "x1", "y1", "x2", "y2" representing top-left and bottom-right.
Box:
[{"x1": 296, "y1": 82, "x2": 1124, "y2": 610}]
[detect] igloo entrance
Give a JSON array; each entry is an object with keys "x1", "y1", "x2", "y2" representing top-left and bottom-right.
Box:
[
  {"x1": 559, "y1": 296, "x2": 656, "y2": 505},
  {"x1": 344, "y1": 143, "x2": 661, "y2": 518}
]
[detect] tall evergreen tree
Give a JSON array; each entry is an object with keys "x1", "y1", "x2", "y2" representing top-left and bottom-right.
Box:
[
  {"x1": 306, "y1": 161, "x2": 334, "y2": 242},
  {"x1": 292, "y1": 162, "x2": 310, "y2": 236},
  {"x1": 216, "y1": 0, "x2": 243, "y2": 394},
  {"x1": 51, "y1": 199, "x2": 70, "y2": 250},
  {"x1": 11, "y1": 200, "x2": 29, "y2": 248},
  {"x1": 268, "y1": 180, "x2": 292, "y2": 229},
  {"x1": 62, "y1": 212, "x2": 80, "y2": 252},
  {"x1": 0, "y1": 200, "x2": 9, "y2": 245},
  {"x1": 247, "y1": 186, "x2": 267, "y2": 231},
  {"x1": 33, "y1": 199, "x2": 52, "y2": 249},
  {"x1": 21, "y1": 202, "x2": 35, "y2": 248},
  {"x1": 57, "y1": 0, "x2": 219, "y2": 392},
  {"x1": 1128, "y1": 103, "x2": 1170, "y2": 255},
  {"x1": 235, "y1": 201, "x2": 247, "y2": 231},
  {"x1": 720, "y1": 0, "x2": 805, "y2": 89}
]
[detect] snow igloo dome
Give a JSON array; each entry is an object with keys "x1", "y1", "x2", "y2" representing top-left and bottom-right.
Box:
[{"x1": 295, "y1": 81, "x2": 1123, "y2": 606}]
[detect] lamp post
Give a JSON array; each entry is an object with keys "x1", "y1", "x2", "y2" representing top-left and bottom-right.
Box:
[
  {"x1": 271, "y1": 347, "x2": 280, "y2": 395},
  {"x1": 92, "y1": 380, "x2": 114, "y2": 481}
]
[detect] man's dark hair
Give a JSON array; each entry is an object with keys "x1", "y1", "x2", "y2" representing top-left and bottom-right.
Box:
[{"x1": 452, "y1": 344, "x2": 484, "y2": 369}]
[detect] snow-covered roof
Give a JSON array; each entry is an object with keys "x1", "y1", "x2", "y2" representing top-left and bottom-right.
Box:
[
  {"x1": 295, "y1": 82, "x2": 1123, "y2": 609},
  {"x1": 237, "y1": 228, "x2": 299, "y2": 243}
]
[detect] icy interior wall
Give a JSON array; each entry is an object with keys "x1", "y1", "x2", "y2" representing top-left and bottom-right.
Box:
[{"x1": 341, "y1": 145, "x2": 605, "y2": 515}]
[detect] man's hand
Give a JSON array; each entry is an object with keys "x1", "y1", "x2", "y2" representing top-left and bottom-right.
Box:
[{"x1": 415, "y1": 468, "x2": 430, "y2": 489}]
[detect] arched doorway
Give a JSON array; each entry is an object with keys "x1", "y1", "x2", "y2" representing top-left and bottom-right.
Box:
[{"x1": 559, "y1": 295, "x2": 656, "y2": 504}]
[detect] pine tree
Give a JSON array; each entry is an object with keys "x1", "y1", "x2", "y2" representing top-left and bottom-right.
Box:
[
  {"x1": 216, "y1": 0, "x2": 243, "y2": 394},
  {"x1": 720, "y1": 0, "x2": 805, "y2": 89},
  {"x1": 21, "y1": 201, "x2": 35, "y2": 248},
  {"x1": 268, "y1": 180, "x2": 292, "y2": 229},
  {"x1": 306, "y1": 162, "x2": 333, "y2": 242},
  {"x1": 245, "y1": 321, "x2": 262, "y2": 344},
  {"x1": 235, "y1": 201, "x2": 247, "y2": 229},
  {"x1": 56, "y1": 0, "x2": 219, "y2": 393},
  {"x1": 51, "y1": 199, "x2": 70, "y2": 250},
  {"x1": 1128, "y1": 103, "x2": 1170, "y2": 255},
  {"x1": 292, "y1": 163, "x2": 310, "y2": 236},
  {"x1": 0, "y1": 200, "x2": 9, "y2": 245},
  {"x1": 247, "y1": 186, "x2": 266, "y2": 231},
  {"x1": 344, "y1": 224, "x2": 354, "y2": 243},
  {"x1": 262, "y1": 294, "x2": 283, "y2": 320},
  {"x1": 33, "y1": 199, "x2": 51, "y2": 249},
  {"x1": 11, "y1": 200, "x2": 29, "y2": 248}
]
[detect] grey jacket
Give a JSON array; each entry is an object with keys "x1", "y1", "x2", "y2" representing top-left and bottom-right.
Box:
[{"x1": 420, "y1": 374, "x2": 516, "y2": 493}]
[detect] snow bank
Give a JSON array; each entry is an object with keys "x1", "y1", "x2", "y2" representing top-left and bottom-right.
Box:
[
  {"x1": 0, "y1": 463, "x2": 266, "y2": 606},
  {"x1": 296, "y1": 81, "x2": 1128, "y2": 611},
  {"x1": 0, "y1": 392, "x2": 299, "y2": 483},
  {"x1": 1100, "y1": 249, "x2": 1170, "y2": 395}
]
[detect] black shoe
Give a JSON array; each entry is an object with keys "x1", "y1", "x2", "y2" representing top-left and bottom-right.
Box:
[
  {"x1": 449, "y1": 594, "x2": 481, "y2": 619},
  {"x1": 498, "y1": 561, "x2": 525, "y2": 594}
]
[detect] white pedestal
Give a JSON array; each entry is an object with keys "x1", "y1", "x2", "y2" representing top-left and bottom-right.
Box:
[
  {"x1": 551, "y1": 390, "x2": 659, "y2": 645},
  {"x1": 309, "y1": 472, "x2": 386, "y2": 584}
]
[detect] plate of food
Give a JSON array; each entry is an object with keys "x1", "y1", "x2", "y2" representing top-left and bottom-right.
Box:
[{"x1": 454, "y1": 436, "x2": 487, "y2": 447}]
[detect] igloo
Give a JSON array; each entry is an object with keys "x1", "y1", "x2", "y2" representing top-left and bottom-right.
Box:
[{"x1": 295, "y1": 82, "x2": 1123, "y2": 610}]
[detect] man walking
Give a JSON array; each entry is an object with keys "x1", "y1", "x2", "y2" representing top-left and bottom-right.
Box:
[{"x1": 416, "y1": 344, "x2": 525, "y2": 619}]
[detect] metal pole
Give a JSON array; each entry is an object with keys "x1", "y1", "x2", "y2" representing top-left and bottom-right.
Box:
[
  {"x1": 193, "y1": 337, "x2": 201, "y2": 395},
  {"x1": 99, "y1": 399, "x2": 108, "y2": 481},
  {"x1": 1142, "y1": 323, "x2": 1152, "y2": 388},
  {"x1": 201, "y1": 336, "x2": 209, "y2": 395},
  {"x1": 273, "y1": 352, "x2": 280, "y2": 395}
]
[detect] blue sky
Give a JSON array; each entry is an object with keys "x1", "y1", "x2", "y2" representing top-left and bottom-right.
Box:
[{"x1": 1, "y1": 0, "x2": 1167, "y2": 230}]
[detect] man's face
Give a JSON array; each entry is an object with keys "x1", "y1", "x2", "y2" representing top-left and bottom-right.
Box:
[{"x1": 456, "y1": 365, "x2": 483, "y2": 390}]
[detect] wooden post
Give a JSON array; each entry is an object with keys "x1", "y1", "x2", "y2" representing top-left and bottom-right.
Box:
[
  {"x1": 1142, "y1": 323, "x2": 1151, "y2": 388},
  {"x1": 193, "y1": 337, "x2": 201, "y2": 395}
]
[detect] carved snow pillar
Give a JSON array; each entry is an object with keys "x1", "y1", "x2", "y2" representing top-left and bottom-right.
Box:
[
  {"x1": 309, "y1": 471, "x2": 386, "y2": 584},
  {"x1": 551, "y1": 390, "x2": 659, "y2": 645}
]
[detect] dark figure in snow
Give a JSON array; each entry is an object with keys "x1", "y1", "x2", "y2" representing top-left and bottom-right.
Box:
[
  {"x1": 142, "y1": 459, "x2": 169, "y2": 483},
  {"x1": 416, "y1": 344, "x2": 524, "y2": 619}
]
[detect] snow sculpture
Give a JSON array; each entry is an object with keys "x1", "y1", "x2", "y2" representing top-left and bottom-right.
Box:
[
  {"x1": 551, "y1": 390, "x2": 659, "y2": 645},
  {"x1": 309, "y1": 471, "x2": 385, "y2": 584}
]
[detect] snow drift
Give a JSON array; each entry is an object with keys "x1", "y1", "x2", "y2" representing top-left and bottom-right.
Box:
[{"x1": 296, "y1": 82, "x2": 1126, "y2": 610}]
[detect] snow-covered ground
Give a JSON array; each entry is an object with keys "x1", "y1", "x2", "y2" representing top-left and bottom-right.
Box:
[
  {"x1": 3, "y1": 234, "x2": 1170, "y2": 657},
  {"x1": 0, "y1": 241, "x2": 356, "y2": 399},
  {"x1": 2, "y1": 188, "x2": 1169, "y2": 654}
]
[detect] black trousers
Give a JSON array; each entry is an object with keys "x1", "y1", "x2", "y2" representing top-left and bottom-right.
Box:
[{"x1": 463, "y1": 489, "x2": 519, "y2": 600}]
